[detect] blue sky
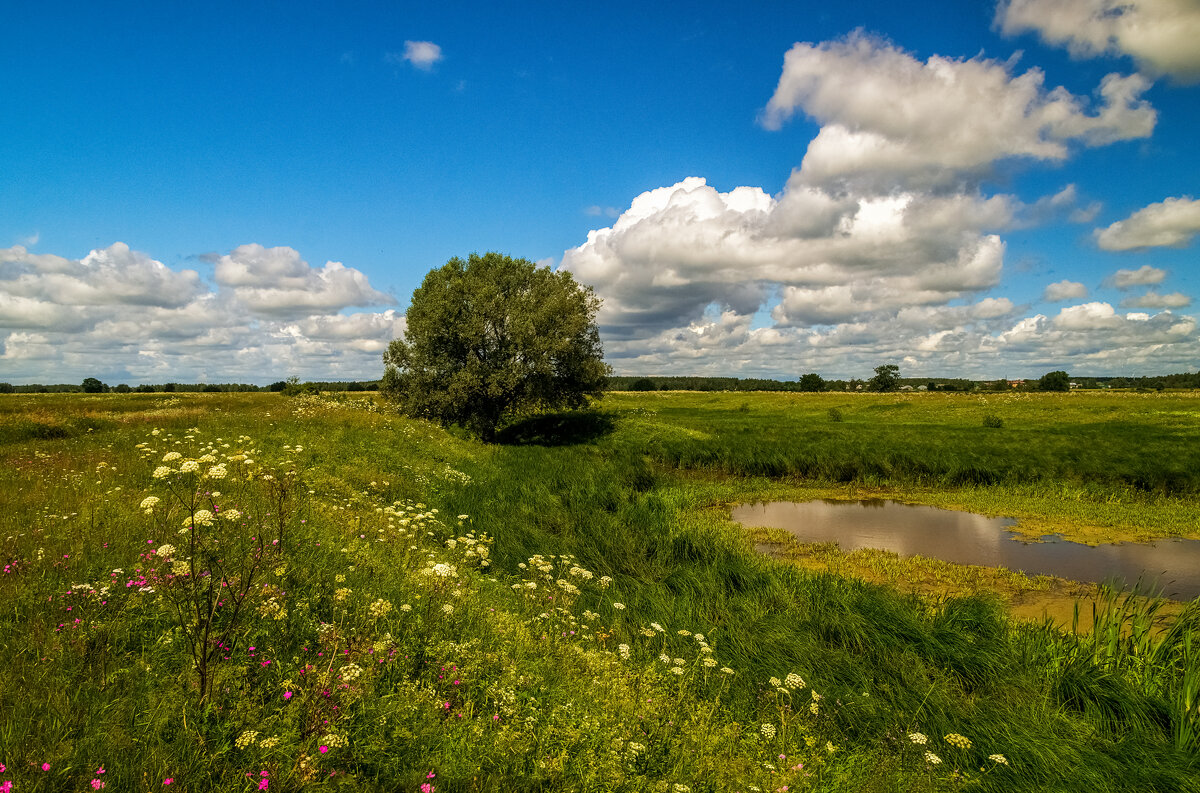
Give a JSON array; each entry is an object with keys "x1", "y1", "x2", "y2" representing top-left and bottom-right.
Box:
[{"x1": 2, "y1": 0, "x2": 1199, "y2": 383}]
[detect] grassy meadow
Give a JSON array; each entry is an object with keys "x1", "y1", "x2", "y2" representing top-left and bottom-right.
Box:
[{"x1": 2, "y1": 389, "x2": 1199, "y2": 792}]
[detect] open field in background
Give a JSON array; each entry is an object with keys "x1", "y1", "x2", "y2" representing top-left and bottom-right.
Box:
[{"x1": 2, "y1": 390, "x2": 1199, "y2": 792}]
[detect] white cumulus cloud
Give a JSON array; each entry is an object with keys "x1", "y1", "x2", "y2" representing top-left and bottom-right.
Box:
[
  {"x1": 1095, "y1": 196, "x2": 1200, "y2": 250},
  {"x1": 391, "y1": 40, "x2": 443, "y2": 71},
  {"x1": 997, "y1": 0, "x2": 1200, "y2": 82},
  {"x1": 1108, "y1": 265, "x2": 1168, "y2": 288},
  {"x1": 1120, "y1": 291, "x2": 1192, "y2": 309},
  {"x1": 0, "y1": 243, "x2": 401, "y2": 384},
  {"x1": 1043, "y1": 280, "x2": 1089, "y2": 301},
  {"x1": 761, "y1": 31, "x2": 1155, "y2": 189}
]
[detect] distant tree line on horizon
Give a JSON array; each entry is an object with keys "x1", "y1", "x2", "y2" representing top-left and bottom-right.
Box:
[
  {"x1": 605, "y1": 371, "x2": 1200, "y2": 393},
  {"x1": 2, "y1": 370, "x2": 1199, "y2": 396}
]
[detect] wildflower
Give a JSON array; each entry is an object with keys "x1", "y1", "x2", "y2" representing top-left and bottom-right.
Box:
[
  {"x1": 908, "y1": 732, "x2": 927, "y2": 745},
  {"x1": 369, "y1": 598, "x2": 393, "y2": 618},
  {"x1": 944, "y1": 733, "x2": 972, "y2": 750},
  {"x1": 205, "y1": 464, "x2": 228, "y2": 479},
  {"x1": 319, "y1": 733, "x2": 348, "y2": 748},
  {"x1": 221, "y1": 509, "x2": 242, "y2": 522},
  {"x1": 179, "y1": 460, "x2": 200, "y2": 473},
  {"x1": 720, "y1": 667, "x2": 735, "y2": 675},
  {"x1": 155, "y1": 544, "x2": 176, "y2": 558},
  {"x1": 826, "y1": 741, "x2": 836, "y2": 754},
  {"x1": 335, "y1": 574, "x2": 346, "y2": 583},
  {"x1": 769, "y1": 676, "x2": 782, "y2": 688},
  {"x1": 659, "y1": 654, "x2": 671, "y2": 664},
  {"x1": 612, "y1": 602, "x2": 625, "y2": 610},
  {"x1": 162, "y1": 451, "x2": 182, "y2": 462},
  {"x1": 152, "y1": 466, "x2": 174, "y2": 479},
  {"x1": 924, "y1": 752, "x2": 942, "y2": 765},
  {"x1": 785, "y1": 673, "x2": 805, "y2": 690},
  {"x1": 334, "y1": 588, "x2": 352, "y2": 601},
  {"x1": 442, "y1": 604, "x2": 454, "y2": 615},
  {"x1": 650, "y1": 622, "x2": 664, "y2": 632},
  {"x1": 341, "y1": 663, "x2": 364, "y2": 682},
  {"x1": 236, "y1": 730, "x2": 260, "y2": 749},
  {"x1": 599, "y1": 575, "x2": 612, "y2": 587},
  {"x1": 617, "y1": 644, "x2": 631, "y2": 660},
  {"x1": 678, "y1": 629, "x2": 692, "y2": 636},
  {"x1": 319, "y1": 746, "x2": 328, "y2": 754},
  {"x1": 989, "y1": 754, "x2": 1009, "y2": 765},
  {"x1": 400, "y1": 604, "x2": 412, "y2": 612},
  {"x1": 171, "y1": 560, "x2": 191, "y2": 576},
  {"x1": 809, "y1": 701, "x2": 819, "y2": 715},
  {"x1": 91, "y1": 779, "x2": 106, "y2": 789},
  {"x1": 429, "y1": 563, "x2": 458, "y2": 578},
  {"x1": 703, "y1": 657, "x2": 717, "y2": 667},
  {"x1": 140, "y1": 496, "x2": 160, "y2": 510},
  {"x1": 284, "y1": 691, "x2": 293, "y2": 700},
  {"x1": 760, "y1": 723, "x2": 776, "y2": 740},
  {"x1": 670, "y1": 666, "x2": 684, "y2": 676},
  {"x1": 163, "y1": 779, "x2": 173, "y2": 786}
]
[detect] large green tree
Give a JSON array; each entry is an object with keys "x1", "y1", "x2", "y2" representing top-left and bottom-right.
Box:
[
  {"x1": 381, "y1": 253, "x2": 610, "y2": 440},
  {"x1": 868, "y1": 364, "x2": 900, "y2": 392},
  {"x1": 1038, "y1": 370, "x2": 1071, "y2": 392}
]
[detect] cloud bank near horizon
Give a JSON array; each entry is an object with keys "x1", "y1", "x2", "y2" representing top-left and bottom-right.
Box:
[{"x1": 0, "y1": 243, "x2": 403, "y2": 384}]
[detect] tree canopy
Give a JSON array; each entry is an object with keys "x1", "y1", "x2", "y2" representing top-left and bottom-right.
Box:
[
  {"x1": 381, "y1": 252, "x2": 610, "y2": 440},
  {"x1": 868, "y1": 364, "x2": 900, "y2": 392},
  {"x1": 1039, "y1": 370, "x2": 1071, "y2": 392},
  {"x1": 798, "y1": 373, "x2": 825, "y2": 392}
]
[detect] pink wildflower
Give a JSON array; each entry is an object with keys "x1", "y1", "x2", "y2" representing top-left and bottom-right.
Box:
[
  {"x1": 284, "y1": 691, "x2": 292, "y2": 700},
  {"x1": 163, "y1": 778, "x2": 173, "y2": 785},
  {"x1": 319, "y1": 746, "x2": 328, "y2": 754},
  {"x1": 42, "y1": 763, "x2": 50, "y2": 771}
]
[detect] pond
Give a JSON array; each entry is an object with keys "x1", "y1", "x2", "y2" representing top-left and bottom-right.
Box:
[{"x1": 732, "y1": 499, "x2": 1200, "y2": 601}]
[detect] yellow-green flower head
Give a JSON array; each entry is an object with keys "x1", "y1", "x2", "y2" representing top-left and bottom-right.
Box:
[
  {"x1": 140, "y1": 496, "x2": 160, "y2": 510},
  {"x1": 152, "y1": 466, "x2": 174, "y2": 479},
  {"x1": 179, "y1": 460, "x2": 200, "y2": 474},
  {"x1": 162, "y1": 451, "x2": 182, "y2": 462},
  {"x1": 155, "y1": 544, "x2": 176, "y2": 558}
]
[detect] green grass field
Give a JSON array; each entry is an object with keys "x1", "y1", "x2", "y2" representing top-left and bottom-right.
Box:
[{"x1": 1, "y1": 390, "x2": 1198, "y2": 792}]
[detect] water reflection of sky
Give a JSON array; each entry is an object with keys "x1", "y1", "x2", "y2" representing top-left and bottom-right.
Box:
[{"x1": 732, "y1": 500, "x2": 1200, "y2": 601}]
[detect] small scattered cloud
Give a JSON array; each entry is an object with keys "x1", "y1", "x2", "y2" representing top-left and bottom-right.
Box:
[
  {"x1": 584, "y1": 205, "x2": 620, "y2": 218},
  {"x1": 997, "y1": 0, "x2": 1200, "y2": 83},
  {"x1": 1044, "y1": 280, "x2": 1089, "y2": 301},
  {"x1": 1107, "y1": 264, "x2": 1168, "y2": 289},
  {"x1": 387, "y1": 40, "x2": 443, "y2": 71},
  {"x1": 16, "y1": 232, "x2": 39, "y2": 247},
  {"x1": 1120, "y1": 291, "x2": 1192, "y2": 309},
  {"x1": 1095, "y1": 196, "x2": 1200, "y2": 250}
]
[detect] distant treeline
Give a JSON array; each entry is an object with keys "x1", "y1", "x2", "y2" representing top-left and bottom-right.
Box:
[
  {"x1": 606, "y1": 373, "x2": 1200, "y2": 392},
  {"x1": 0, "y1": 380, "x2": 381, "y2": 394}
]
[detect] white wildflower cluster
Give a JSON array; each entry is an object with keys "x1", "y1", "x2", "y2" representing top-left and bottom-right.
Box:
[
  {"x1": 989, "y1": 754, "x2": 1009, "y2": 766},
  {"x1": 221, "y1": 508, "x2": 242, "y2": 522},
  {"x1": 784, "y1": 672, "x2": 805, "y2": 690},
  {"x1": 617, "y1": 644, "x2": 631, "y2": 660},
  {"x1": 235, "y1": 730, "x2": 259, "y2": 749},
  {"x1": 139, "y1": 496, "x2": 160, "y2": 513},
  {"x1": 341, "y1": 662, "x2": 364, "y2": 682},
  {"x1": 368, "y1": 598, "x2": 393, "y2": 618},
  {"x1": 424, "y1": 562, "x2": 458, "y2": 579},
  {"x1": 334, "y1": 587, "x2": 352, "y2": 601},
  {"x1": 760, "y1": 723, "x2": 776, "y2": 740},
  {"x1": 257, "y1": 586, "x2": 287, "y2": 621},
  {"x1": 171, "y1": 560, "x2": 191, "y2": 577},
  {"x1": 925, "y1": 752, "x2": 942, "y2": 765},
  {"x1": 319, "y1": 733, "x2": 348, "y2": 749},
  {"x1": 908, "y1": 732, "x2": 927, "y2": 745},
  {"x1": 155, "y1": 544, "x2": 176, "y2": 558}
]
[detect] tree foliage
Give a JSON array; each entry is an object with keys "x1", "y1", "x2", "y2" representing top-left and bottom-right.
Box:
[
  {"x1": 381, "y1": 253, "x2": 610, "y2": 440},
  {"x1": 81, "y1": 377, "x2": 106, "y2": 393},
  {"x1": 868, "y1": 365, "x2": 900, "y2": 392},
  {"x1": 798, "y1": 373, "x2": 825, "y2": 392},
  {"x1": 1039, "y1": 370, "x2": 1071, "y2": 392}
]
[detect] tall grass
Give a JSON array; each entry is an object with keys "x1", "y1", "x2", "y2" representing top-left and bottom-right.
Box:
[{"x1": 1, "y1": 391, "x2": 1198, "y2": 791}]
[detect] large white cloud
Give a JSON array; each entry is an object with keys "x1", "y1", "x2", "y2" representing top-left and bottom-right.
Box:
[
  {"x1": 556, "y1": 30, "x2": 1196, "y2": 378},
  {"x1": 997, "y1": 0, "x2": 1200, "y2": 82},
  {"x1": 761, "y1": 32, "x2": 1155, "y2": 189},
  {"x1": 0, "y1": 243, "x2": 400, "y2": 384},
  {"x1": 1095, "y1": 197, "x2": 1200, "y2": 250}
]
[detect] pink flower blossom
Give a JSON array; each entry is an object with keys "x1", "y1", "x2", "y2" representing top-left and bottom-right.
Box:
[
  {"x1": 42, "y1": 763, "x2": 50, "y2": 771},
  {"x1": 284, "y1": 691, "x2": 292, "y2": 700},
  {"x1": 163, "y1": 778, "x2": 173, "y2": 785},
  {"x1": 319, "y1": 746, "x2": 328, "y2": 754}
]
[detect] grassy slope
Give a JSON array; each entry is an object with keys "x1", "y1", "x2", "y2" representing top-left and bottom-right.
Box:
[{"x1": 0, "y1": 391, "x2": 1198, "y2": 792}]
